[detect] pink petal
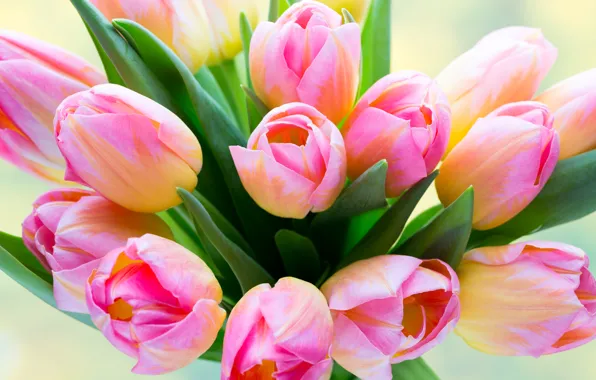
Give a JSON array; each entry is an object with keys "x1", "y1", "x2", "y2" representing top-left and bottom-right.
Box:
[{"x1": 53, "y1": 259, "x2": 100, "y2": 313}]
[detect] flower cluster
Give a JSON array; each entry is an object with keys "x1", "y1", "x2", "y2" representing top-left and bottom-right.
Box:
[{"x1": 2, "y1": 1, "x2": 596, "y2": 379}]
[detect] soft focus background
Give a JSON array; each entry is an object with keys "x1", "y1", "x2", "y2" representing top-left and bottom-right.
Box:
[{"x1": 1, "y1": 0, "x2": 596, "y2": 379}]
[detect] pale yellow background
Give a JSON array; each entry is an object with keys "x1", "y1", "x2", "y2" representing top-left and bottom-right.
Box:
[{"x1": 1, "y1": 0, "x2": 596, "y2": 379}]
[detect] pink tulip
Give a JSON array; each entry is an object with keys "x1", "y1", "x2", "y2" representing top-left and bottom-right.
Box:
[
  {"x1": 22, "y1": 188, "x2": 172, "y2": 313},
  {"x1": 341, "y1": 71, "x2": 451, "y2": 198},
  {"x1": 230, "y1": 102, "x2": 347, "y2": 219},
  {"x1": 0, "y1": 30, "x2": 105, "y2": 182},
  {"x1": 535, "y1": 69, "x2": 596, "y2": 159},
  {"x1": 456, "y1": 241, "x2": 596, "y2": 356},
  {"x1": 320, "y1": 256, "x2": 460, "y2": 380},
  {"x1": 86, "y1": 234, "x2": 226, "y2": 374},
  {"x1": 250, "y1": 0, "x2": 361, "y2": 124},
  {"x1": 221, "y1": 277, "x2": 333, "y2": 380},
  {"x1": 436, "y1": 26, "x2": 557, "y2": 153},
  {"x1": 54, "y1": 84, "x2": 203, "y2": 213},
  {"x1": 436, "y1": 101, "x2": 559, "y2": 230}
]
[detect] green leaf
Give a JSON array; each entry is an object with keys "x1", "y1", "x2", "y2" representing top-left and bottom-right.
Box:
[
  {"x1": 269, "y1": 0, "x2": 279, "y2": 21},
  {"x1": 195, "y1": 67, "x2": 234, "y2": 117},
  {"x1": 201, "y1": 328, "x2": 225, "y2": 362},
  {"x1": 392, "y1": 358, "x2": 439, "y2": 380},
  {"x1": 239, "y1": 13, "x2": 254, "y2": 90},
  {"x1": 210, "y1": 60, "x2": 249, "y2": 135},
  {"x1": 394, "y1": 187, "x2": 474, "y2": 269},
  {"x1": 275, "y1": 230, "x2": 321, "y2": 283},
  {"x1": 468, "y1": 150, "x2": 596, "y2": 249},
  {"x1": 113, "y1": 19, "x2": 287, "y2": 276},
  {"x1": 84, "y1": 23, "x2": 124, "y2": 85},
  {"x1": 0, "y1": 232, "x2": 51, "y2": 283},
  {"x1": 342, "y1": 9, "x2": 356, "y2": 24},
  {"x1": 70, "y1": 0, "x2": 172, "y2": 108},
  {"x1": 313, "y1": 160, "x2": 388, "y2": 227},
  {"x1": 360, "y1": 0, "x2": 392, "y2": 96},
  {"x1": 178, "y1": 188, "x2": 274, "y2": 293},
  {"x1": 0, "y1": 242, "x2": 93, "y2": 328},
  {"x1": 395, "y1": 204, "x2": 444, "y2": 249},
  {"x1": 330, "y1": 364, "x2": 356, "y2": 380},
  {"x1": 338, "y1": 172, "x2": 438, "y2": 269},
  {"x1": 243, "y1": 85, "x2": 269, "y2": 132}
]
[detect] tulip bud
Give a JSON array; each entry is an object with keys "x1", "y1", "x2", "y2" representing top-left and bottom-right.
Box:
[
  {"x1": 436, "y1": 101, "x2": 559, "y2": 230},
  {"x1": 0, "y1": 31, "x2": 105, "y2": 182},
  {"x1": 321, "y1": 256, "x2": 460, "y2": 380},
  {"x1": 90, "y1": 0, "x2": 268, "y2": 71},
  {"x1": 221, "y1": 278, "x2": 333, "y2": 380},
  {"x1": 535, "y1": 69, "x2": 596, "y2": 159},
  {"x1": 230, "y1": 103, "x2": 346, "y2": 219},
  {"x1": 54, "y1": 84, "x2": 203, "y2": 213},
  {"x1": 342, "y1": 71, "x2": 451, "y2": 197},
  {"x1": 318, "y1": 0, "x2": 372, "y2": 23},
  {"x1": 437, "y1": 27, "x2": 557, "y2": 153},
  {"x1": 22, "y1": 188, "x2": 173, "y2": 313},
  {"x1": 456, "y1": 241, "x2": 596, "y2": 356},
  {"x1": 250, "y1": 0, "x2": 361, "y2": 124},
  {"x1": 86, "y1": 234, "x2": 225, "y2": 374}
]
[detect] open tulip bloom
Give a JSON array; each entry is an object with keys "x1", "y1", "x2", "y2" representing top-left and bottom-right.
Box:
[{"x1": 3, "y1": 1, "x2": 596, "y2": 379}]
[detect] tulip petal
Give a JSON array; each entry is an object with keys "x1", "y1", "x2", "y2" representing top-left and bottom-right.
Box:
[
  {"x1": 53, "y1": 259, "x2": 100, "y2": 313},
  {"x1": 230, "y1": 146, "x2": 316, "y2": 218}
]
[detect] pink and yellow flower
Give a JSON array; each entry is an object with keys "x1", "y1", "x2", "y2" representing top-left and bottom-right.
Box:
[
  {"x1": 437, "y1": 26, "x2": 557, "y2": 153},
  {"x1": 321, "y1": 256, "x2": 460, "y2": 380},
  {"x1": 0, "y1": 30, "x2": 105, "y2": 182},
  {"x1": 457, "y1": 241, "x2": 596, "y2": 356},
  {"x1": 90, "y1": 0, "x2": 267, "y2": 70},
  {"x1": 230, "y1": 102, "x2": 347, "y2": 219},
  {"x1": 250, "y1": 0, "x2": 361, "y2": 124},
  {"x1": 342, "y1": 71, "x2": 451, "y2": 198},
  {"x1": 54, "y1": 84, "x2": 203, "y2": 213},
  {"x1": 86, "y1": 234, "x2": 225, "y2": 374},
  {"x1": 436, "y1": 101, "x2": 559, "y2": 230},
  {"x1": 22, "y1": 188, "x2": 172, "y2": 313},
  {"x1": 221, "y1": 277, "x2": 333, "y2": 380},
  {"x1": 535, "y1": 69, "x2": 596, "y2": 159}
]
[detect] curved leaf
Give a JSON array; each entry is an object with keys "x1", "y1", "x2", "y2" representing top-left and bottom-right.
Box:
[
  {"x1": 392, "y1": 358, "x2": 439, "y2": 380},
  {"x1": 0, "y1": 231, "x2": 50, "y2": 283},
  {"x1": 394, "y1": 187, "x2": 474, "y2": 269},
  {"x1": 468, "y1": 150, "x2": 596, "y2": 248},
  {"x1": 275, "y1": 230, "x2": 321, "y2": 282},
  {"x1": 338, "y1": 172, "x2": 438, "y2": 269},
  {"x1": 239, "y1": 13, "x2": 253, "y2": 90},
  {"x1": 395, "y1": 204, "x2": 444, "y2": 249},
  {"x1": 360, "y1": 0, "x2": 392, "y2": 96},
  {"x1": 178, "y1": 188, "x2": 274, "y2": 293}
]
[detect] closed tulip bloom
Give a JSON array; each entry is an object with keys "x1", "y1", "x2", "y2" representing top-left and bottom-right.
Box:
[
  {"x1": 437, "y1": 26, "x2": 557, "y2": 153},
  {"x1": 91, "y1": 0, "x2": 267, "y2": 71},
  {"x1": 221, "y1": 277, "x2": 333, "y2": 380},
  {"x1": 457, "y1": 241, "x2": 596, "y2": 356},
  {"x1": 342, "y1": 71, "x2": 451, "y2": 198},
  {"x1": 0, "y1": 31, "x2": 105, "y2": 182},
  {"x1": 535, "y1": 69, "x2": 596, "y2": 159},
  {"x1": 86, "y1": 234, "x2": 226, "y2": 374},
  {"x1": 54, "y1": 84, "x2": 203, "y2": 213},
  {"x1": 250, "y1": 0, "x2": 361, "y2": 124},
  {"x1": 22, "y1": 188, "x2": 172, "y2": 313},
  {"x1": 318, "y1": 0, "x2": 372, "y2": 22},
  {"x1": 321, "y1": 256, "x2": 460, "y2": 380},
  {"x1": 230, "y1": 103, "x2": 347, "y2": 219},
  {"x1": 436, "y1": 101, "x2": 559, "y2": 230}
]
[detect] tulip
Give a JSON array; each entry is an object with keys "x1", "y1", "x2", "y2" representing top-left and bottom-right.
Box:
[
  {"x1": 22, "y1": 188, "x2": 173, "y2": 313},
  {"x1": 436, "y1": 26, "x2": 557, "y2": 153},
  {"x1": 456, "y1": 241, "x2": 596, "y2": 356},
  {"x1": 54, "y1": 84, "x2": 203, "y2": 213},
  {"x1": 86, "y1": 234, "x2": 225, "y2": 374},
  {"x1": 90, "y1": 0, "x2": 268, "y2": 71},
  {"x1": 318, "y1": 0, "x2": 372, "y2": 23},
  {"x1": 535, "y1": 69, "x2": 596, "y2": 159},
  {"x1": 230, "y1": 102, "x2": 347, "y2": 219},
  {"x1": 0, "y1": 31, "x2": 105, "y2": 182},
  {"x1": 321, "y1": 255, "x2": 460, "y2": 380},
  {"x1": 436, "y1": 101, "x2": 559, "y2": 230},
  {"x1": 250, "y1": 0, "x2": 361, "y2": 124},
  {"x1": 221, "y1": 277, "x2": 333, "y2": 380},
  {"x1": 342, "y1": 71, "x2": 451, "y2": 198}
]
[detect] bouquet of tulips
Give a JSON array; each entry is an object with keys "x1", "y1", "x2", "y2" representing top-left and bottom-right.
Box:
[{"x1": 3, "y1": 0, "x2": 596, "y2": 379}]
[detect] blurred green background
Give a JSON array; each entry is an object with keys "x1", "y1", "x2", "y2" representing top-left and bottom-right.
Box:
[{"x1": 2, "y1": 0, "x2": 596, "y2": 379}]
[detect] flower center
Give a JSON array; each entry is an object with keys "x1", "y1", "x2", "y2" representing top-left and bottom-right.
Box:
[{"x1": 107, "y1": 297, "x2": 133, "y2": 321}]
